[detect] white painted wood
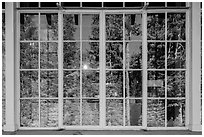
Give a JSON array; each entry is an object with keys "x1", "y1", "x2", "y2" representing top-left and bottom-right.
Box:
[
  {"x1": 185, "y1": 9, "x2": 190, "y2": 129},
  {"x1": 100, "y1": 10, "x2": 106, "y2": 127},
  {"x1": 189, "y1": 2, "x2": 202, "y2": 131},
  {"x1": 142, "y1": 10, "x2": 147, "y2": 129},
  {"x1": 164, "y1": 11, "x2": 167, "y2": 128},
  {"x1": 58, "y1": 11, "x2": 63, "y2": 129},
  {"x1": 38, "y1": 12, "x2": 41, "y2": 128},
  {"x1": 4, "y1": 2, "x2": 17, "y2": 131}
]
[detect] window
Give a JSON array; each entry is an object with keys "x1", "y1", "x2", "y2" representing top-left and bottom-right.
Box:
[{"x1": 17, "y1": 2, "x2": 188, "y2": 129}]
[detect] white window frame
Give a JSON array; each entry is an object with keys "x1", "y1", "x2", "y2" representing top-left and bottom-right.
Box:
[{"x1": 3, "y1": 2, "x2": 201, "y2": 131}]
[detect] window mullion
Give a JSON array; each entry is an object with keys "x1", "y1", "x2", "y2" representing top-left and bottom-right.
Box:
[
  {"x1": 100, "y1": 11, "x2": 106, "y2": 128},
  {"x1": 142, "y1": 10, "x2": 147, "y2": 129},
  {"x1": 58, "y1": 11, "x2": 63, "y2": 129}
]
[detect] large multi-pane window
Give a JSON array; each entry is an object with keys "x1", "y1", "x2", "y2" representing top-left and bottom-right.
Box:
[{"x1": 18, "y1": 2, "x2": 188, "y2": 129}]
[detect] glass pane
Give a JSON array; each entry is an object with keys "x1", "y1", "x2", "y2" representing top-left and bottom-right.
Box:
[
  {"x1": 2, "y1": 99, "x2": 5, "y2": 126},
  {"x1": 2, "y1": 13, "x2": 5, "y2": 40},
  {"x1": 62, "y1": 2, "x2": 80, "y2": 7},
  {"x1": 148, "y1": 2, "x2": 165, "y2": 7},
  {"x1": 82, "y1": 14, "x2": 99, "y2": 40},
  {"x1": 148, "y1": 71, "x2": 165, "y2": 97},
  {"x1": 167, "y1": 42, "x2": 186, "y2": 69},
  {"x1": 40, "y1": 71, "x2": 58, "y2": 98},
  {"x1": 147, "y1": 13, "x2": 165, "y2": 40},
  {"x1": 147, "y1": 99, "x2": 165, "y2": 127},
  {"x1": 20, "y1": 2, "x2": 39, "y2": 7},
  {"x1": 40, "y1": 42, "x2": 58, "y2": 69},
  {"x1": 106, "y1": 71, "x2": 123, "y2": 97},
  {"x1": 125, "y1": 2, "x2": 144, "y2": 7},
  {"x1": 148, "y1": 42, "x2": 165, "y2": 69},
  {"x1": 63, "y1": 14, "x2": 80, "y2": 40},
  {"x1": 40, "y1": 13, "x2": 58, "y2": 41},
  {"x1": 40, "y1": 99, "x2": 58, "y2": 127},
  {"x1": 20, "y1": 42, "x2": 38, "y2": 69},
  {"x1": 82, "y1": 70, "x2": 99, "y2": 97},
  {"x1": 82, "y1": 99, "x2": 99, "y2": 125},
  {"x1": 82, "y1": 2, "x2": 102, "y2": 7},
  {"x1": 20, "y1": 71, "x2": 38, "y2": 98},
  {"x1": 20, "y1": 13, "x2": 38, "y2": 40},
  {"x1": 106, "y1": 14, "x2": 123, "y2": 40},
  {"x1": 40, "y1": 2, "x2": 57, "y2": 7},
  {"x1": 106, "y1": 42, "x2": 123, "y2": 69},
  {"x1": 2, "y1": 2, "x2": 5, "y2": 9},
  {"x1": 167, "y1": 13, "x2": 186, "y2": 40},
  {"x1": 167, "y1": 71, "x2": 185, "y2": 97},
  {"x1": 167, "y1": 2, "x2": 186, "y2": 7},
  {"x1": 63, "y1": 99, "x2": 80, "y2": 125},
  {"x1": 63, "y1": 42, "x2": 80, "y2": 69},
  {"x1": 82, "y1": 42, "x2": 99, "y2": 69},
  {"x1": 106, "y1": 99, "x2": 123, "y2": 126},
  {"x1": 126, "y1": 71, "x2": 142, "y2": 97},
  {"x1": 125, "y1": 14, "x2": 142, "y2": 40},
  {"x1": 167, "y1": 100, "x2": 185, "y2": 127},
  {"x1": 104, "y1": 2, "x2": 123, "y2": 7},
  {"x1": 20, "y1": 99, "x2": 39, "y2": 127},
  {"x1": 126, "y1": 42, "x2": 142, "y2": 69},
  {"x1": 125, "y1": 99, "x2": 142, "y2": 126},
  {"x1": 63, "y1": 71, "x2": 80, "y2": 98}
]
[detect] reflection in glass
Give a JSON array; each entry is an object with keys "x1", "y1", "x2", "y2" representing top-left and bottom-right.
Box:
[
  {"x1": 82, "y1": 70, "x2": 99, "y2": 97},
  {"x1": 126, "y1": 42, "x2": 142, "y2": 69},
  {"x1": 125, "y1": 99, "x2": 142, "y2": 126},
  {"x1": 63, "y1": 14, "x2": 80, "y2": 40},
  {"x1": 106, "y1": 42, "x2": 123, "y2": 69},
  {"x1": 106, "y1": 99, "x2": 123, "y2": 126},
  {"x1": 148, "y1": 71, "x2": 165, "y2": 97},
  {"x1": 40, "y1": 99, "x2": 58, "y2": 127},
  {"x1": 63, "y1": 99, "x2": 80, "y2": 125},
  {"x1": 106, "y1": 14, "x2": 123, "y2": 40},
  {"x1": 82, "y1": 14, "x2": 99, "y2": 40},
  {"x1": 20, "y1": 71, "x2": 38, "y2": 98},
  {"x1": 20, "y1": 99, "x2": 39, "y2": 127},
  {"x1": 63, "y1": 42, "x2": 80, "y2": 69},
  {"x1": 167, "y1": 42, "x2": 186, "y2": 69},
  {"x1": 20, "y1": 42, "x2": 38, "y2": 69},
  {"x1": 2, "y1": 13, "x2": 5, "y2": 40},
  {"x1": 82, "y1": 99, "x2": 99, "y2": 125},
  {"x1": 167, "y1": 71, "x2": 185, "y2": 97},
  {"x1": 40, "y1": 71, "x2": 58, "y2": 98},
  {"x1": 148, "y1": 42, "x2": 165, "y2": 69},
  {"x1": 147, "y1": 13, "x2": 165, "y2": 40},
  {"x1": 40, "y1": 13, "x2": 58, "y2": 41},
  {"x1": 82, "y1": 42, "x2": 99, "y2": 69},
  {"x1": 20, "y1": 13, "x2": 38, "y2": 40},
  {"x1": 167, "y1": 13, "x2": 186, "y2": 40},
  {"x1": 40, "y1": 42, "x2": 58, "y2": 69},
  {"x1": 63, "y1": 71, "x2": 80, "y2": 97},
  {"x1": 106, "y1": 71, "x2": 123, "y2": 97},
  {"x1": 126, "y1": 71, "x2": 142, "y2": 97},
  {"x1": 167, "y1": 100, "x2": 185, "y2": 127},
  {"x1": 147, "y1": 99, "x2": 165, "y2": 127},
  {"x1": 125, "y1": 14, "x2": 142, "y2": 40}
]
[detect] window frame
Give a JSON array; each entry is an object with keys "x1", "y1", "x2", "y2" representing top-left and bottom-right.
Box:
[{"x1": 16, "y1": 8, "x2": 190, "y2": 130}]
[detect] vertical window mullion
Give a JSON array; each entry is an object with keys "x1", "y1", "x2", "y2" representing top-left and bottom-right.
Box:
[
  {"x1": 142, "y1": 10, "x2": 147, "y2": 129},
  {"x1": 99, "y1": 11, "x2": 106, "y2": 127},
  {"x1": 122, "y1": 13, "x2": 126, "y2": 127},
  {"x1": 58, "y1": 11, "x2": 63, "y2": 128},
  {"x1": 38, "y1": 12, "x2": 41, "y2": 127},
  {"x1": 165, "y1": 11, "x2": 167, "y2": 128},
  {"x1": 79, "y1": 13, "x2": 83, "y2": 126}
]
